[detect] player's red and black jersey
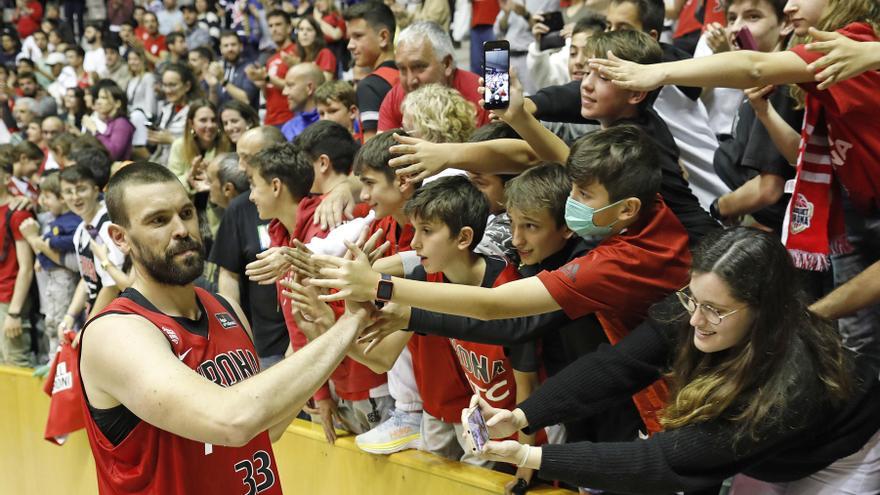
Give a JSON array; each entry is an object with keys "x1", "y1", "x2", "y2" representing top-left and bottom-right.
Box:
[{"x1": 78, "y1": 287, "x2": 283, "y2": 495}]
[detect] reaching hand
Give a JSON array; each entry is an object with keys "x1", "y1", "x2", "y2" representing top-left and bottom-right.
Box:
[
  {"x1": 313, "y1": 181, "x2": 356, "y2": 230},
  {"x1": 245, "y1": 246, "x2": 293, "y2": 285},
  {"x1": 18, "y1": 217, "x2": 40, "y2": 239},
  {"x1": 351, "y1": 227, "x2": 390, "y2": 265},
  {"x1": 477, "y1": 70, "x2": 526, "y2": 123},
  {"x1": 357, "y1": 302, "x2": 411, "y2": 354},
  {"x1": 287, "y1": 240, "x2": 328, "y2": 279},
  {"x1": 744, "y1": 85, "x2": 774, "y2": 118},
  {"x1": 589, "y1": 51, "x2": 665, "y2": 92},
  {"x1": 279, "y1": 274, "x2": 336, "y2": 342},
  {"x1": 705, "y1": 22, "x2": 733, "y2": 53},
  {"x1": 387, "y1": 134, "x2": 450, "y2": 183},
  {"x1": 806, "y1": 27, "x2": 880, "y2": 90},
  {"x1": 467, "y1": 395, "x2": 526, "y2": 439},
  {"x1": 303, "y1": 398, "x2": 345, "y2": 444},
  {"x1": 308, "y1": 241, "x2": 380, "y2": 302},
  {"x1": 8, "y1": 195, "x2": 34, "y2": 211}
]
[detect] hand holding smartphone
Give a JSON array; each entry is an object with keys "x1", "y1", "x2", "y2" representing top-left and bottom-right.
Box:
[
  {"x1": 482, "y1": 40, "x2": 511, "y2": 110},
  {"x1": 734, "y1": 26, "x2": 759, "y2": 51},
  {"x1": 465, "y1": 404, "x2": 490, "y2": 453}
]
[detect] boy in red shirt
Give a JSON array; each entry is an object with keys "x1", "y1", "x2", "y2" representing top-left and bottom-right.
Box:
[
  {"x1": 312, "y1": 125, "x2": 693, "y2": 433},
  {"x1": 0, "y1": 160, "x2": 35, "y2": 367}
]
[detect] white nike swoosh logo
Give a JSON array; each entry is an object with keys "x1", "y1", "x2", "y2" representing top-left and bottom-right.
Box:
[{"x1": 178, "y1": 348, "x2": 192, "y2": 361}]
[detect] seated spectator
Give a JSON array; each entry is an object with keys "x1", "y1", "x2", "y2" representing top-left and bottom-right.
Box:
[
  {"x1": 216, "y1": 30, "x2": 259, "y2": 110},
  {"x1": 148, "y1": 63, "x2": 202, "y2": 164},
  {"x1": 181, "y1": 4, "x2": 213, "y2": 51},
  {"x1": 469, "y1": 227, "x2": 880, "y2": 495},
  {"x1": 0, "y1": 139, "x2": 35, "y2": 367},
  {"x1": 280, "y1": 63, "x2": 325, "y2": 142},
  {"x1": 169, "y1": 99, "x2": 232, "y2": 193},
  {"x1": 48, "y1": 133, "x2": 76, "y2": 169},
  {"x1": 195, "y1": 0, "x2": 222, "y2": 40},
  {"x1": 219, "y1": 99, "x2": 260, "y2": 149},
  {"x1": 10, "y1": 141, "x2": 42, "y2": 199},
  {"x1": 64, "y1": 45, "x2": 91, "y2": 88},
  {"x1": 11, "y1": 96, "x2": 37, "y2": 144},
  {"x1": 100, "y1": 38, "x2": 132, "y2": 90},
  {"x1": 16, "y1": 71, "x2": 57, "y2": 119},
  {"x1": 315, "y1": 80, "x2": 361, "y2": 140},
  {"x1": 45, "y1": 52, "x2": 78, "y2": 105},
  {"x1": 126, "y1": 48, "x2": 158, "y2": 160},
  {"x1": 187, "y1": 46, "x2": 216, "y2": 95},
  {"x1": 378, "y1": 21, "x2": 490, "y2": 132},
  {"x1": 83, "y1": 82, "x2": 135, "y2": 161},
  {"x1": 38, "y1": 116, "x2": 64, "y2": 172},
  {"x1": 156, "y1": 0, "x2": 186, "y2": 35},
  {"x1": 133, "y1": 11, "x2": 168, "y2": 67},
  {"x1": 295, "y1": 16, "x2": 337, "y2": 81},
  {"x1": 527, "y1": 13, "x2": 607, "y2": 92},
  {"x1": 12, "y1": 0, "x2": 43, "y2": 40},
  {"x1": 60, "y1": 87, "x2": 87, "y2": 132}
]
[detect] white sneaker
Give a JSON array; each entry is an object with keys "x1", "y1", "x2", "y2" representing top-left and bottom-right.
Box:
[{"x1": 355, "y1": 408, "x2": 422, "y2": 454}]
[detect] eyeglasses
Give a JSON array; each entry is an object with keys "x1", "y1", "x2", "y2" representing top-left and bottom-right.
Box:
[{"x1": 675, "y1": 287, "x2": 745, "y2": 326}]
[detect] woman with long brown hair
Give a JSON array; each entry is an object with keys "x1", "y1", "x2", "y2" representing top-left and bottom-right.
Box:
[
  {"x1": 294, "y1": 16, "x2": 336, "y2": 81},
  {"x1": 468, "y1": 227, "x2": 880, "y2": 493}
]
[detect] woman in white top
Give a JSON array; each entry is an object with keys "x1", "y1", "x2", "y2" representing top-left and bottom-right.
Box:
[{"x1": 148, "y1": 63, "x2": 203, "y2": 165}]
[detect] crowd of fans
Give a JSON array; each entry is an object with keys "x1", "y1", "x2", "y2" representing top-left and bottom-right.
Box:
[{"x1": 4, "y1": 0, "x2": 880, "y2": 492}]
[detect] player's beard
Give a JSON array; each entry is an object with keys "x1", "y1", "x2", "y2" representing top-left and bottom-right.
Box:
[{"x1": 132, "y1": 235, "x2": 205, "y2": 286}]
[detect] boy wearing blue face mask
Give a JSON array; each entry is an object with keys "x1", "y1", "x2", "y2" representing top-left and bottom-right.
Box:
[{"x1": 311, "y1": 125, "x2": 692, "y2": 432}]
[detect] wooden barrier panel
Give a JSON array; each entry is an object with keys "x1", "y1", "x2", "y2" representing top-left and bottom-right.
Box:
[{"x1": 1, "y1": 366, "x2": 575, "y2": 494}]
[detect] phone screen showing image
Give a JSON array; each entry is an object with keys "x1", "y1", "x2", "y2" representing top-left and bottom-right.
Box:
[
  {"x1": 483, "y1": 41, "x2": 510, "y2": 110},
  {"x1": 467, "y1": 406, "x2": 490, "y2": 452}
]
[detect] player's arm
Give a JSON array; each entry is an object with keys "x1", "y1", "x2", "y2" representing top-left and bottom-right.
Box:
[
  {"x1": 219, "y1": 293, "x2": 300, "y2": 442},
  {"x1": 80, "y1": 304, "x2": 371, "y2": 447}
]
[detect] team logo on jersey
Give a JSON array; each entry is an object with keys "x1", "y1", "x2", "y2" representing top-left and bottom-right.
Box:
[
  {"x1": 161, "y1": 326, "x2": 180, "y2": 345},
  {"x1": 52, "y1": 362, "x2": 73, "y2": 394},
  {"x1": 214, "y1": 312, "x2": 238, "y2": 329},
  {"x1": 790, "y1": 193, "x2": 814, "y2": 235}
]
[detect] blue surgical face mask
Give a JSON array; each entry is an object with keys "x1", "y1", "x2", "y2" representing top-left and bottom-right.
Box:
[{"x1": 565, "y1": 196, "x2": 624, "y2": 239}]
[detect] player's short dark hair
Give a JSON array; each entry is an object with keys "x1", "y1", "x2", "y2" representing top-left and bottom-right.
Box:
[
  {"x1": 611, "y1": 0, "x2": 665, "y2": 35},
  {"x1": 294, "y1": 120, "x2": 360, "y2": 175},
  {"x1": 404, "y1": 175, "x2": 489, "y2": 251},
  {"x1": 567, "y1": 125, "x2": 661, "y2": 210},
  {"x1": 505, "y1": 163, "x2": 571, "y2": 228},
  {"x1": 106, "y1": 162, "x2": 180, "y2": 226},
  {"x1": 250, "y1": 142, "x2": 314, "y2": 201},
  {"x1": 353, "y1": 129, "x2": 408, "y2": 183},
  {"x1": 343, "y1": 1, "x2": 396, "y2": 36}
]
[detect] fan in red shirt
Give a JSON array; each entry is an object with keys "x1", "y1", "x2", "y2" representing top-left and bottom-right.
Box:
[
  {"x1": 77, "y1": 162, "x2": 374, "y2": 495},
  {"x1": 310, "y1": 126, "x2": 693, "y2": 435},
  {"x1": 134, "y1": 11, "x2": 167, "y2": 63},
  {"x1": 246, "y1": 10, "x2": 298, "y2": 126},
  {"x1": 378, "y1": 21, "x2": 490, "y2": 132}
]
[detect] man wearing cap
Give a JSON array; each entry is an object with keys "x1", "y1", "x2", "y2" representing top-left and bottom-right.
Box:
[
  {"x1": 45, "y1": 53, "x2": 78, "y2": 107},
  {"x1": 181, "y1": 4, "x2": 212, "y2": 50}
]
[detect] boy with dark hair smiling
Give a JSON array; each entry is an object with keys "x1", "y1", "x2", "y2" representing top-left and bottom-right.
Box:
[{"x1": 311, "y1": 125, "x2": 692, "y2": 434}]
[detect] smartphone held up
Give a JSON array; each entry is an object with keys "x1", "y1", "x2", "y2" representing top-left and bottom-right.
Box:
[{"x1": 483, "y1": 40, "x2": 510, "y2": 110}]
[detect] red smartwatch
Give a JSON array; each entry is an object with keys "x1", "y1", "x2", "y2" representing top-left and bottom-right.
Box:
[{"x1": 375, "y1": 273, "x2": 393, "y2": 307}]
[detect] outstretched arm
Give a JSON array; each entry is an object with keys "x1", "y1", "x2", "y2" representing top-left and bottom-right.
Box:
[
  {"x1": 80, "y1": 302, "x2": 373, "y2": 447},
  {"x1": 590, "y1": 49, "x2": 815, "y2": 91}
]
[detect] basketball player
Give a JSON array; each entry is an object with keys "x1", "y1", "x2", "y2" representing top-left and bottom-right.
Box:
[{"x1": 78, "y1": 162, "x2": 374, "y2": 494}]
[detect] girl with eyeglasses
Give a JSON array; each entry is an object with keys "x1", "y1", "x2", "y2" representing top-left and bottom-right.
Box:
[{"x1": 466, "y1": 227, "x2": 880, "y2": 494}]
